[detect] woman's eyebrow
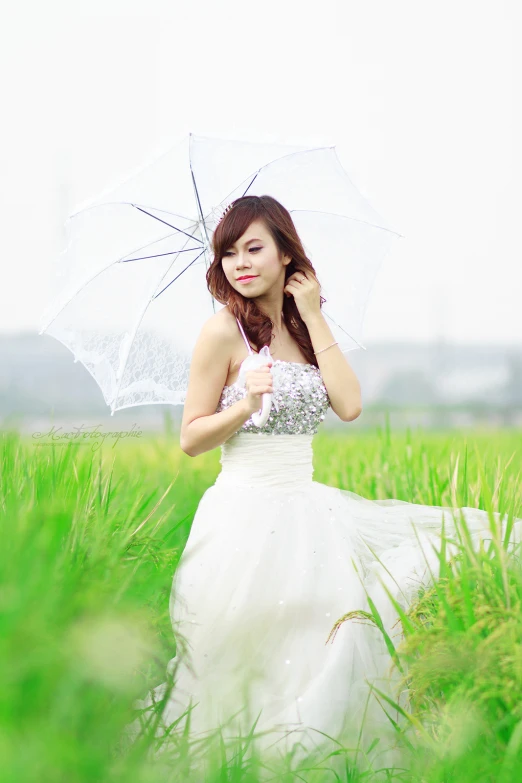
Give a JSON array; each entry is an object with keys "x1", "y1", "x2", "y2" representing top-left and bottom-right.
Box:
[{"x1": 230, "y1": 238, "x2": 263, "y2": 247}]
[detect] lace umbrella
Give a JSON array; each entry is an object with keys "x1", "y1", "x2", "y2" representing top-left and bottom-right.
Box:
[{"x1": 39, "y1": 133, "x2": 403, "y2": 416}]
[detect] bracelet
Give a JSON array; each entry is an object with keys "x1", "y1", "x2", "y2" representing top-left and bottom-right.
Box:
[{"x1": 314, "y1": 340, "x2": 338, "y2": 356}]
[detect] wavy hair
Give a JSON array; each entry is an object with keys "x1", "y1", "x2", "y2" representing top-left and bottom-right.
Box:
[{"x1": 206, "y1": 195, "x2": 326, "y2": 367}]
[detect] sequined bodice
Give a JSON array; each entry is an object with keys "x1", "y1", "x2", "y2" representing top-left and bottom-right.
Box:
[{"x1": 216, "y1": 359, "x2": 330, "y2": 435}]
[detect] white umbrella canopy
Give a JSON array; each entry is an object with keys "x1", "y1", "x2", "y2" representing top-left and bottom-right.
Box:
[{"x1": 39, "y1": 133, "x2": 403, "y2": 415}]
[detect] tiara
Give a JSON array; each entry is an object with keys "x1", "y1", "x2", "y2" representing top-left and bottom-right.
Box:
[{"x1": 211, "y1": 200, "x2": 235, "y2": 228}]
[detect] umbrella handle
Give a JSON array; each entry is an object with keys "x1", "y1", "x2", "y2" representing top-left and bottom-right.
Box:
[
  {"x1": 237, "y1": 345, "x2": 273, "y2": 428},
  {"x1": 251, "y1": 391, "x2": 272, "y2": 428}
]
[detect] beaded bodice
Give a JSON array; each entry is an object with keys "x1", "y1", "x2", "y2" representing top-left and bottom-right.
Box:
[{"x1": 215, "y1": 318, "x2": 330, "y2": 436}]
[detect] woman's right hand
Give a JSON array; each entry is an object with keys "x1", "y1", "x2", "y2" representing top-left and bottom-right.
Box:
[{"x1": 244, "y1": 362, "x2": 273, "y2": 415}]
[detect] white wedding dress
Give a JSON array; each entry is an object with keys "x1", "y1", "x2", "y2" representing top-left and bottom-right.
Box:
[{"x1": 125, "y1": 318, "x2": 522, "y2": 771}]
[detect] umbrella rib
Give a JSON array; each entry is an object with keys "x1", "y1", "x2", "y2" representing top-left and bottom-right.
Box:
[
  {"x1": 241, "y1": 172, "x2": 259, "y2": 195},
  {"x1": 210, "y1": 145, "x2": 333, "y2": 212},
  {"x1": 113, "y1": 220, "x2": 201, "y2": 266},
  {"x1": 189, "y1": 141, "x2": 323, "y2": 240},
  {"x1": 290, "y1": 209, "x2": 404, "y2": 237},
  {"x1": 250, "y1": 144, "x2": 333, "y2": 176},
  {"x1": 120, "y1": 247, "x2": 202, "y2": 263},
  {"x1": 201, "y1": 145, "x2": 403, "y2": 238},
  {"x1": 189, "y1": 134, "x2": 210, "y2": 246},
  {"x1": 189, "y1": 167, "x2": 215, "y2": 274},
  {"x1": 321, "y1": 309, "x2": 366, "y2": 350},
  {"x1": 188, "y1": 168, "x2": 257, "y2": 239},
  {"x1": 152, "y1": 248, "x2": 206, "y2": 300},
  {"x1": 189, "y1": 138, "x2": 222, "y2": 319},
  {"x1": 69, "y1": 200, "x2": 196, "y2": 225},
  {"x1": 133, "y1": 205, "x2": 203, "y2": 245},
  {"x1": 39, "y1": 223, "x2": 202, "y2": 333},
  {"x1": 212, "y1": 171, "x2": 259, "y2": 214},
  {"x1": 211, "y1": 168, "x2": 398, "y2": 238},
  {"x1": 191, "y1": 168, "x2": 205, "y2": 226},
  {"x1": 237, "y1": 143, "x2": 397, "y2": 236},
  {"x1": 110, "y1": 236, "x2": 205, "y2": 411},
  {"x1": 331, "y1": 146, "x2": 401, "y2": 233}
]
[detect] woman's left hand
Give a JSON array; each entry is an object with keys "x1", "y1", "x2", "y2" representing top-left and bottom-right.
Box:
[{"x1": 283, "y1": 270, "x2": 321, "y2": 323}]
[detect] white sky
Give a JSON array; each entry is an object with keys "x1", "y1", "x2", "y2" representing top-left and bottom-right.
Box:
[{"x1": 2, "y1": 0, "x2": 521, "y2": 346}]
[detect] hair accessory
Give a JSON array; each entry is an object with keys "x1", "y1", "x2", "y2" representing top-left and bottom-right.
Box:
[
  {"x1": 212, "y1": 200, "x2": 236, "y2": 227},
  {"x1": 314, "y1": 340, "x2": 338, "y2": 356}
]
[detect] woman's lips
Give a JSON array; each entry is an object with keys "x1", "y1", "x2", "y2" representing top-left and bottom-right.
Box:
[{"x1": 237, "y1": 275, "x2": 258, "y2": 284}]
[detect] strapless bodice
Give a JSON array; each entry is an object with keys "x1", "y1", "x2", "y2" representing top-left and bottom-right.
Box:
[{"x1": 215, "y1": 359, "x2": 330, "y2": 436}]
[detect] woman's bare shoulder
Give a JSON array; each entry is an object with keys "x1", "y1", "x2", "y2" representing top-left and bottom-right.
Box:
[{"x1": 203, "y1": 305, "x2": 237, "y2": 339}]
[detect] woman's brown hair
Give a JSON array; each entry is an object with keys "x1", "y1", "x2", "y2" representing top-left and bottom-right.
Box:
[{"x1": 206, "y1": 195, "x2": 326, "y2": 368}]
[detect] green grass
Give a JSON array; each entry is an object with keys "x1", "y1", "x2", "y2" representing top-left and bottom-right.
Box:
[{"x1": 1, "y1": 420, "x2": 521, "y2": 782}]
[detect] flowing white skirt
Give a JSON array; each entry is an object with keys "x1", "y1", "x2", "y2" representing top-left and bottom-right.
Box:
[{"x1": 127, "y1": 433, "x2": 522, "y2": 769}]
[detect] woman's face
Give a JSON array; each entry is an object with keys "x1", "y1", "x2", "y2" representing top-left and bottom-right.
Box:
[{"x1": 221, "y1": 219, "x2": 291, "y2": 299}]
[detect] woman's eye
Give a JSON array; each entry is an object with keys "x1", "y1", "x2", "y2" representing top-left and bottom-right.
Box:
[{"x1": 223, "y1": 247, "x2": 261, "y2": 257}]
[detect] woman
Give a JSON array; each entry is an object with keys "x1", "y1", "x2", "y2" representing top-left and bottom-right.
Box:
[{"x1": 130, "y1": 195, "x2": 521, "y2": 768}]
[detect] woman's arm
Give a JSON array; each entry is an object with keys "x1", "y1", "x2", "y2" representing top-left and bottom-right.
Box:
[
  {"x1": 180, "y1": 314, "x2": 252, "y2": 457},
  {"x1": 305, "y1": 311, "x2": 362, "y2": 422},
  {"x1": 181, "y1": 398, "x2": 252, "y2": 458}
]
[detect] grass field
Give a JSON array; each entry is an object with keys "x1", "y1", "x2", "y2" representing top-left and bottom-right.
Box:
[{"x1": 1, "y1": 419, "x2": 522, "y2": 782}]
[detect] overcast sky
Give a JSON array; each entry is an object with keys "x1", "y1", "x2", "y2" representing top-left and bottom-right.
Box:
[{"x1": 2, "y1": 0, "x2": 520, "y2": 346}]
